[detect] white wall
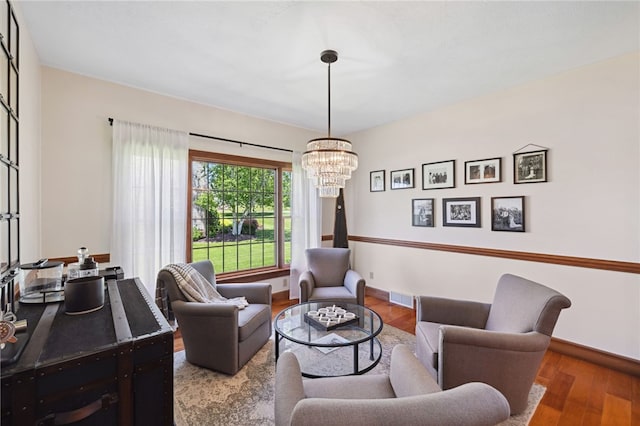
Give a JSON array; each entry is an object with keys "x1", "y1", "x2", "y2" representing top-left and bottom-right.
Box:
[
  {"x1": 40, "y1": 67, "x2": 318, "y2": 293},
  {"x1": 343, "y1": 53, "x2": 640, "y2": 359}
]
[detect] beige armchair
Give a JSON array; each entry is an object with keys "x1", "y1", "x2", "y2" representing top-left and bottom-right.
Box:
[
  {"x1": 275, "y1": 344, "x2": 511, "y2": 426},
  {"x1": 298, "y1": 248, "x2": 365, "y2": 305},
  {"x1": 416, "y1": 273, "x2": 571, "y2": 414},
  {"x1": 156, "y1": 260, "x2": 271, "y2": 375}
]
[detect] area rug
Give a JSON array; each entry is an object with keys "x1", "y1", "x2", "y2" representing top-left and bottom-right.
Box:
[{"x1": 173, "y1": 326, "x2": 544, "y2": 426}]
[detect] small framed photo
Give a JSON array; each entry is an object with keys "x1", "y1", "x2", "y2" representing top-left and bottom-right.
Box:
[
  {"x1": 370, "y1": 170, "x2": 385, "y2": 192},
  {"x1": 412, "y1": 198, "x2": 434, "y2": 227},
  {"x1": 465, "y1": 157, "x2": 501, "y2": 184},
  {"x1": 514, "y1": 150, "x2": 547, "y2": 184},
  {"x1": 492, "y1": 196, "x2": 525, "y2": 232},
  {"x1": 442, "y1": 197, "x2": 481, "y2": 227},
  {"x1": 422, "y1": 160, "x2": 455, "y2": 190},
  {"x1": 390, "y1": 168, "x2": 414, "y2": 190}
]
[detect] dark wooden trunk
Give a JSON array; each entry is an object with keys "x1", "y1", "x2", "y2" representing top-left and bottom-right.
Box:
[{"x1": 1, "y1": 278, "x2": 174, "y2": 426}]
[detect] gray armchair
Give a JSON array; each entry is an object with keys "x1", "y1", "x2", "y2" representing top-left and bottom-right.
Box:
[
  {"x1": 298, "y1": 248, "x2": 365, "y2": 305},
  {"x1": 416, "y1": 273, "x2": 571, "y2": 414},
  {"x1": 275, "y1": 344, "x2": 511, "y2": 426},
  {"x1": 156, "y1": 260, "x2": 272, "y2": 375}
]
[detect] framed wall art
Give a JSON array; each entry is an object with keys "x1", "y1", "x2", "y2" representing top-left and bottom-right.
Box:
[
  {"x1": 390, "y1": 168, "x2": 414, "y2": 190},
  {"x1": 422, "y1": 160, "x2": 455, "y2": 190},
  {"x1": 465, "y1": 157, "x2": 501, "y2": 184},
  {"x1": 491, "y1": 196, "x2": 525, "y2": 232},
  {"x1": 370, "y1": 170, "x2": 385, "y2": 192},
  {"x1": 514, "y1": 150, "x2": 547, "y2": 184},
  {"x1": 442, "y1": 197, "x2": 481, "y2": 227},
  {"x1": 412, "y1": 198, "x2": 434, "y2": 227}
]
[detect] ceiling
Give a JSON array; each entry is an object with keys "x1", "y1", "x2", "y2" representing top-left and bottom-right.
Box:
[{"x1": 19, "y1": 1, "x2": 640, "y2": 136}]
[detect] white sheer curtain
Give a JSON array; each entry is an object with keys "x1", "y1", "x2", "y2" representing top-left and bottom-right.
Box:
[
  {"x1": 289, "y1": 151, "x2": 321, "y2": 299},
  {"x1": 111, "y1": 120, "x2": 189, "y2": 295}
]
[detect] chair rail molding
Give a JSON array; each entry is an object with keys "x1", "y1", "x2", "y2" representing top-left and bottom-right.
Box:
[{"x1": 331, "y1": 235, "x2": 640, "y2": 275}]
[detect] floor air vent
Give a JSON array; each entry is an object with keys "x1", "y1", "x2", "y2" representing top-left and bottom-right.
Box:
[{"x1": 389, "y1": 292, "x2": 414, "y2": 309}]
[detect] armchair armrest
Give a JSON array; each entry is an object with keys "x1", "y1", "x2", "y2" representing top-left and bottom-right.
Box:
[
  {"x1": 172, "y1": 299, "x2": 239, "y2": 319},
  {"x1": 275, "y1": 352, "x2": 306, "y2": 426},
  {"x1": 171, "y1": 300, "x2": 240, "y2": 372},
  {"x1": 289, "y1": 382, "x2": 510, "y2": 426},
  {"x1": 439, "y1": 325, "x2": 550, "y2": 397},
  {"x1": 389, "y1": 344, "x2": 441, "y2": 397},
  {"x1": 416, "y1": 296, "x2": 490, "y2": 329},
  {"x1": 298, "y1": 271, "x2": 315, "y2": 303},
  {"x1": 217, "y1": 283, "x2": 272, "y2": 304},
  {"x1": 343, "y1": 270, "x2": 366, "y2": 304}
]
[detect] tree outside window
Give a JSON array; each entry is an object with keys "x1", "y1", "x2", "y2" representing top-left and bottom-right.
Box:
[{"x1": 189, "y1": 151, "x2": 291, "y2": 274}]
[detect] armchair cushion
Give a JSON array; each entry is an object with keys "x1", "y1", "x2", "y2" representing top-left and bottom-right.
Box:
[
  {"x1": 299, "y1": 248, "x2": 366, "y2": 305},
  {"x1": 237, "y1": 303, "x2": 272, "y2": 341},
  {"x1": 306, "y1": 247, "x2": 350, "y2": 287}
]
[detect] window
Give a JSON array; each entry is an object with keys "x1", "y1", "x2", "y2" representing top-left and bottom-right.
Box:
[
  {"x1": 188, "y1": 150, "x2": 291, "y2": 275},
  {"x1": 1, "y1": 0, "x2": 19, "y2": 282}
]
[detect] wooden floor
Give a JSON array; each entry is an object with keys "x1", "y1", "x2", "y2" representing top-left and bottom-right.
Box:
[{"x1": 173, "y1": 295, "x2": 640, "y2": 425}]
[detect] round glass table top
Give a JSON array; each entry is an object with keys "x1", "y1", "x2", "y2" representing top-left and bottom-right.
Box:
[{"x1": 273, "y1": 301, "x2": 384, "y2": 377}]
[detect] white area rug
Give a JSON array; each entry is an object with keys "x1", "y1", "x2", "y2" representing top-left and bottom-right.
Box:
[{"x1": 174, "y1": 326, "x2": 544, "y2": 426}]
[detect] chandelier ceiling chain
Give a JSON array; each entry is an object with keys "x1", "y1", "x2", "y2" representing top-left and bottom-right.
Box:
[{"x1": 301, "y1": 50, "x2": 358, "y2": 198}]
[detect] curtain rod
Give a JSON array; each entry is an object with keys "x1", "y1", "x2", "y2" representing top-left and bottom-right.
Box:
[{"x1": 108, "y1": 117, "x2": 293, "y2": 154}]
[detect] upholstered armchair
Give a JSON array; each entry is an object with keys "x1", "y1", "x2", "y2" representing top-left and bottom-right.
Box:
[
  {"x1": 156, "y1": 260, "x2": 272, "y2": 375},
  {"x1": 298, "y1": 248, "x2": 366, "y2": 305},
  {"x1": 416, "y1": 273, "x2": 571, "y2": 414},
  {"x1": 275, "y1": 344, "x2": 510, "y2": 426}
]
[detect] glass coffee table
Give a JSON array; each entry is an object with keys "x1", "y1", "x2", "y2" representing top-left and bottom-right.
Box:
[{"x1": 274, "y1": 301, "x2": 383, "y2": 378}]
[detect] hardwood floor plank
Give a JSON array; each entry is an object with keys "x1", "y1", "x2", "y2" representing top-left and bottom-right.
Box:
[
  {"x1": 541, "y1": 370, "x2": 574, "y2": 412},
  {"x1": 632, "y1": 376, "x2": 640, "y2": 425},
  {"x1": 601, "y1": 394, "x2": 631, "y2": 426},
  {"x1": 529, "y1": 404, "x2": 560, "y2": 426},
  {"x1": 606, "y1": 369, "x2": 633, "y2": 400}
]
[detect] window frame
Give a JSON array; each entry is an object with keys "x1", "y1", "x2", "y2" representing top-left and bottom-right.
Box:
[{"x1": 187, "y1": 149, "x2": 291, "y2": 281}]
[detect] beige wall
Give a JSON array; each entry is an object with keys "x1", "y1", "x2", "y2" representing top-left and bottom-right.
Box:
[
  {"x1": 39, "y1": 67, "x2": 318, "y2": 293},
  {"x1": 344, "y1": 53, "x2": 640, "y2": 359}
]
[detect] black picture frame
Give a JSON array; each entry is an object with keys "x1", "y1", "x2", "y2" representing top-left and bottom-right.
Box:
[
  {"x1": 491, "y1": 196, "x2": 525, "y2": 232},
  {"x1": 442, "y1": 197, "x2": 481, "y2": 227},
  {"x1": 412, "y1": 198, "x2": 434, "y2": 227},
  {"x1": 370, "y1": 170, "x2": 385, "y2": 192},
  {"x1": 514, "y1": 150, "x2": 547, "y2": 184},
  {"x1": 465, "y1": 157, "x2": 501, "y2": 184},
  {"x1": 422, "y1": 160, "x2": 455, "y2": 190},
  {"x1": 390, "y1": 168, "x2": 414, "y2": 190}
]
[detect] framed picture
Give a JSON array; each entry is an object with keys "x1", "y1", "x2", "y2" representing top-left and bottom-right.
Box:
[
  {"x1": 465, "y1": 157, "x2": 501, "y2": 184},
  {"x1": 390, "y1": 168, "x2": 414, "y2": 190},
  {"x1": 492, "y1": 196, "x2": 525, "y2": 232},
  {"x1": 422, "y1": 160, "x2": 455, "y2": 190},
  {"x1": 412, "y1": 198, "x2": 434, "y2": 227},
  {"x1": 514, "y1": 150, "x2": 547, "y2": 184},
  {"x1": 370, "y1": 170, "x2": 385, "y2": 192},
  {"x1": 442, "y1": 197, "x2": 481, "y2": 227}
]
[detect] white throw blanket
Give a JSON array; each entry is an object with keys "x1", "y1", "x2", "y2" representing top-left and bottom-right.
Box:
[{"x1": 161, "y1": 263, "x2": 249, "y2": 309}]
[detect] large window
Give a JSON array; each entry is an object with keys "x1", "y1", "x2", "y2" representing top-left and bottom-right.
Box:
[{"x1": 188, "y1": 150, "x2": 291, "y2": 275}]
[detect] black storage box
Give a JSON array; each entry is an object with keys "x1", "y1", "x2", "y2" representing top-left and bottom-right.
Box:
[{"x1": 0, "y1": 278, "x2": 174, "y2": 426}]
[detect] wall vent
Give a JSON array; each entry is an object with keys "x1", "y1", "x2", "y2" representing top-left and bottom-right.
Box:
[{"x1": 389, "y1": 292, "x2": 414, "y2": 309}]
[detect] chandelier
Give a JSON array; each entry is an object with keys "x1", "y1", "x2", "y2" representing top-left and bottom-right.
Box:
[{"x1": 302, "y1": 50, "x2": 358, "y2": 198}]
